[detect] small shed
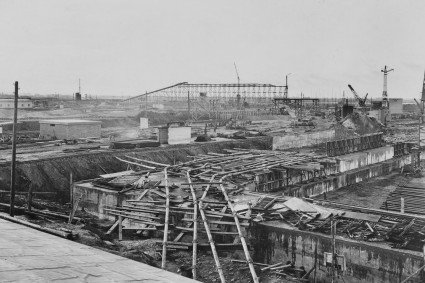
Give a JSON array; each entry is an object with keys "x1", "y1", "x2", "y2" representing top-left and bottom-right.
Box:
[
  {"x1": 39, "y1": 119, "x2": 102, "y2": 140},
  {"x1": 157, "y1": 125, "x2": 191, "y2": 145}
]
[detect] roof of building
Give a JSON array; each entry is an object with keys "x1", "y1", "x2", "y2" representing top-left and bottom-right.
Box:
[
  {"x1": 0, "y1": 97, "x2": 32, "y2": 101},
  {"x1": 0, "y1": 121, "x2": 22, "y2": 126},
  {"x1": 39, "y1": 119, "x2": 101, "y2": 125}
]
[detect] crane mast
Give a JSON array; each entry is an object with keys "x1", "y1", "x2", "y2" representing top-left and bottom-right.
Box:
[
  {"x1": 381, "y1": 65, "x2": 394, "y2": 108},
  {"x1": 421, "y1": 70, "x2": 425, "y2": 102}
]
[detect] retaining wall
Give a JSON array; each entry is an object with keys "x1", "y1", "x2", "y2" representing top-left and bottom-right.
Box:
[
  {"x1": 285, "y1": 154, "x2": 413, "y2": 198},
  {"x1": 272, "y1": 130, "x2": 335, "y2": 150},
  {"x1": 251, "y1": 223, "x2": 424, "y2": 282},
  {"x1": 337, "y1": 146, "x2": 394, "y2": 173}
]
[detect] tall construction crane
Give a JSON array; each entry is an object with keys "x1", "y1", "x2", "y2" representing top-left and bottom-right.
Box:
[
  {"x1": 422, "y1": 70, "x2": 425, "y2": 102},
  {"x1": 347, "y1": 84, "x2": 368, "y2": 107},
  {"x1": 381, "y1": 65, "x2": 394, "y2": 108},
  {"x1": 234, "y1": 62, "x2": 241, "y2": 107},
  {"x1": 413, "y1": 71, "x2": 425, "y2": 167}
]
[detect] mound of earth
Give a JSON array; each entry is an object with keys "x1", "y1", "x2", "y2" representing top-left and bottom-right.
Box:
[{"x1": 341, "y1": 112, "x2": 384, "y2": 135}]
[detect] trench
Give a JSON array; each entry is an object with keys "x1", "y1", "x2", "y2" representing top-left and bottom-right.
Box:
[{"x1": 0, "y1": 137, "x2": 272, "y2": 202}]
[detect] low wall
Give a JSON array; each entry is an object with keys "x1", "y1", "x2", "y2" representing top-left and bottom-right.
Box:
[
  {"x1": 272, "y1": 129, "x2": 335, "y2": 150},
  {"x1": 73, "y1": 182, "x2": 139, "y2": 219},
  {"x1": 285, "y1": 154, "x2": 413, "y2": 198},
  {"x1": 337, "y1": 146, "x2": 394, "y2": 173},
  {"x1": 251, "y1": 223, "x2": 424, "y2": 283}
]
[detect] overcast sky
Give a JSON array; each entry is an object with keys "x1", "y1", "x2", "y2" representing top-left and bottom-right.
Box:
[{"x1": 0, "y1": 0, "x2": 424, "y2": 99}]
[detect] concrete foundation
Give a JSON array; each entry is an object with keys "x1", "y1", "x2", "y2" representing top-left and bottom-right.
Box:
[
  {"x1": 337, "y1": 146, "x2": 394, "y2": 173},
  {"x1": 251, "y1": 223, "x2": 424, "y2": 283},
  {"x1": 286, "y1": 154, "x2": 413, "y2": 198},
  {"x1": 272, "y1": 129, "x2": 335, "y2": 150}
]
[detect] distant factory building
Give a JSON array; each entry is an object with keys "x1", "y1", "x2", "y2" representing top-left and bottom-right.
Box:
[
  {"x1": 0, "y1": 97, "x2": 34, "y2": 109},
  {"x1": 39, "y1": 119, "x2": 101, "y2": 140}
]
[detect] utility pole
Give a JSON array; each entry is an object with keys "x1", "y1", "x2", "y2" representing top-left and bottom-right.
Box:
[
  {"x1": 284, "y1": 73, "x2": 291, "y2": 98},
  {"x1": 414, "y1": 71, "x2": 425, "y2": 167},
  {"x1": 187, "y1": 91, "x2": 190, "y2": 116},
  {"x1": 10, "y1": 81, "x2": 18, "y2": 217},
  {"x1": 331, "y1": 218, "x2": 336, "y2": 283},
  {"x1": 234, "y1": 62, "x2": 241, "y2": 108}
]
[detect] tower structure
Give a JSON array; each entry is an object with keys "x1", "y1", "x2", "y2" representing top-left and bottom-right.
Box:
[
  {"x1": 421, "y1": 70, "x2": 425, "y2": 102},
  {"x1": 381, "y1": 65, "x2": 394, "y2": 108}
]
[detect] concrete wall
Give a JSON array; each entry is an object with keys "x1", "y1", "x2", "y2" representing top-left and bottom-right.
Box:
[
  {"x1": 337, "y1": 146, "x2": 394, "y2": 173},
  {"x1": 168, "y1": 127, "x2": 191, "y2": 144},
  {"x1": 40, "y1": 122, "x2": 101, "y2": 139},
  {"x1": 158, "y1": 127, "x2": 191, "y2": 145},
  {"x1": 286, "y1": 154, "x2": 413, "y2": 198},
  {"x1": 140, "y1": 118, "x2": 148, "y2": 129},
  {"x1": 251, "y1": 223, "x2": 424, "y2": 283},
  {"x1": 272, "y1": 129, "x2": 335, "y2": 150},
  {"x1": 74, "y1": 183, "x2": 139, "y2": 219}
]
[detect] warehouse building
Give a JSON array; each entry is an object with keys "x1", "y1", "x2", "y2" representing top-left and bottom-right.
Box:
[
  {"x1": 39, "y1": 119, "x2": 101, "y2": 140},
  {"x1": 0, "y1": 97, "x2": 34, "y2": 109}
]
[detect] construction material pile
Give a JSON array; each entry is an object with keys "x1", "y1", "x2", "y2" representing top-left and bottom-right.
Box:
[{"x1": 341, "y1": 112, "x2": 384, "y2": 135}]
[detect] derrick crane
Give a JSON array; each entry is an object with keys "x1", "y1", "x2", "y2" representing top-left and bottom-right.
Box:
[{"x1": 347, "y1": 84, "x2": 368, "y2": 107}]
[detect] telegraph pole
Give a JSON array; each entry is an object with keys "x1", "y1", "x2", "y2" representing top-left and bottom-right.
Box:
[
  {"x1": 234, "y1": 62, "x2": 241, "y2": 108},
  {"x1": 10, "y1": 81, "x2": 18, "y2": 217},
  {"x1": 284, "y1": 73, "x2": 291, "y2": 98}
]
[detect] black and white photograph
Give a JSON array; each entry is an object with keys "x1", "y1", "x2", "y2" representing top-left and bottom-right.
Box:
[{"x1": 1, "y1": 1, "x2": 425, "y2": 282}]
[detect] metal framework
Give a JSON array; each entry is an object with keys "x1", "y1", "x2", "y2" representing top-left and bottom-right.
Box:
[
  {"x1": 325, "y1": 133, "x2": 384, "y2": 157},
  {"x1": 273, "y1": 97, "x2": 320, "y2": 117},
  {"x1": 125, "y1": 82, "x2": 287, "y2": 103}
]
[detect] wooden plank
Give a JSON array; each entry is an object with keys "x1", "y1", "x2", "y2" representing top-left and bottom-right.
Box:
[
  {"x1": 173, "y1": 222, "x2": 193, "y2": 242},
  {"x1": 161, "y1": 167, "x2": 171, "y2": 270},
  {"x1": 100, "y1": 170, "x2": 135, "y2": 179},
  {"x1": 124, "y1": 155, "x2": 169, "y2": 167},
  {"x1": 115, "y1": 157, "x2": 156, "y2": 169},
  {"x1": 175, "y1": 226, "x2": 239, "y2": 235},
  {"x1": 181, "y1": 182, "x2": 223, "y2": 186}
]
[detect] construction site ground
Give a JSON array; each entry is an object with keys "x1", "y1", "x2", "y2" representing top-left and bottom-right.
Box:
[{"x1": 1, "y1": 104, "x2": 423, "y2": 282}]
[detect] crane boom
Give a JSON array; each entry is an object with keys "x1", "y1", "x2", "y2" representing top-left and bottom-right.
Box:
[
  {"x1": 347, "y1": 84, "x2": 367, "y2": 107},
  {"x1": 233, "y1": 62, "x2": 240, "y2": 83}
]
